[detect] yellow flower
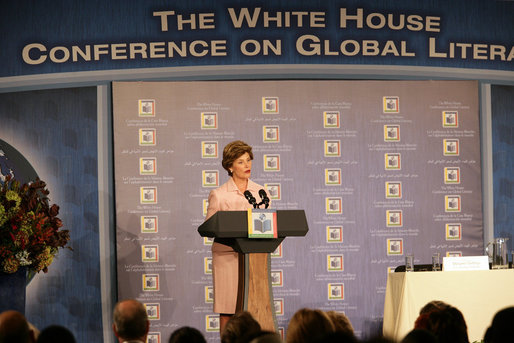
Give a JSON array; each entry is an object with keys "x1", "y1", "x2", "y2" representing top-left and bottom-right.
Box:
[{"x1": 2, "y1": 257, "x2": 20, "y2": 274}]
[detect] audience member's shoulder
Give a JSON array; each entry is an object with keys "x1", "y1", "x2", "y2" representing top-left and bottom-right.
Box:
[{"x1": 484, "y1": 306, "x2": 514, "y2": 343}]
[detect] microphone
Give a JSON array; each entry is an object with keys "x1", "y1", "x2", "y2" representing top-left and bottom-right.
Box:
[
  {"x1": 258, "y1": 189, "x2": 270, "y2": 209},
  {"x1": 244, "y1": 190, "x2": 258, "y2": 208}
]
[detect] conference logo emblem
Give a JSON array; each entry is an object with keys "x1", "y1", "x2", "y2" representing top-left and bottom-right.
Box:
[
  {"x1": 274, "y1": 299, "x2": 284, "y2": 316},
  {"x1": 384, "y1": 125, "x2": 400, "y2": 142},
  {"x1": 387, "y1": 267, "x2": 396, "y2": 274},
  {"x1": 383, "y1": 96, "x2": 399, "y2": 113},
  {"x1": 447, "y1": 251, "x2": 462, "y2": 257},
  {"x1": 385, "y1": 153, "x2": 401, "y2": 170},
  {"x1": 138, "y1": 99, "x2": 155, "y2": 117},
  {"x1": 263, "y1": 154, "x2": 280, "y2": 172},
  {"x1": 140, "y1": 157, "x2": 157, "y2": 175},
  {"x1": 443, "y1": 139, "x2": 459, "y2": 156},
  {"x1": 140, "y1": 187, "x2": 157, "y2": 204},
  {"x1": 147, "y1": 332, "x2": 161, "y2": 343},
  {"x1": 202, "y1": 170, "x2": 219, "y2": 187},
  {"x1": 386, "y1": 210, "x2": 403, "y2": 227},
  {"x1": 262, "y1": 97, "x2": 279, "y2": 114},
  {"x1": 326, "y1": 197, "x2": 342, "y2": 214},
  {"x1": 324, "y1": 111, "x2": 340, "y2": 128},
  {"x1": 142, "y1": 274, "x2": 159, "y2": 291},
  {"x1": 444, "y1": 167, "x2": 460, "y2": 184},
  {"x1": 203, "y1": 199, "x2": 209, "y2": 217},
  {"x1": 144, "y1": 303, "x2": 160, "y2": 320},
  {"x1": 271, "y1": 243, "x2": 282, "y2": 258},
  {"x1": 142, "y1": 245, "x2": 159, "y2": 263},
  {"x1": 139, "y1": 128, "x2": 156, "y2": 146},
  {"x1": 327, "y1": 255, "x2": 344, "y2": 272},
  {"x1": 324, "y1": 140, "x2": 341, "y2": 157},
  {"x1": 442, "y1": 111, "x2": 458, "y2": 128},
  {"x1": 446, "y1": 223, "x2": 462, "y2": 240},
  {"x1": 325, "y1": 168, "x2": 342, "y2": 186},
  {"x1": 271, "y1": 270, "x2": 283, "y2": 287},
  {"x1": 205, "y1": 286, "x2": 214, "y2": 303},
  {"x1": 328, "y1": 283, "x2": 344, "y2": 300},
  {"x1": 204, "y1": 257, "x2": 212, "y2": 274},
  {"x1": 141, "y1": 216, "x2": 158, "y2": 233},
  {"x1": 445, "y1": 195, "x2": 461, "y2": 212},
  {"x1": 326, "y1": 226, "x2": 343, "y2": 243},
  {"x1": 206, "y1": 315, "x2": 220, "y2": 332},
  {"x1": 201, "y1": 141, "x2": 218, "y2": 158},
  {"x1": 263, "y1": 125, "x2": 280, "y2": 143},
  {"x1": 385, "y1": 182, "x2": 402, "y2": 199},
  {"x1": 203, "y1": 237, "x2": 214, "y2": 246},
  {"x1": 265, "y1": 183, "x2": 281, "y2": 200},
  {"x1": 201, "y1": 112, "x2": 218, "y2": 129},
  {"x1": 387, "y1": 238, "x2": 403, "y2": 255}
]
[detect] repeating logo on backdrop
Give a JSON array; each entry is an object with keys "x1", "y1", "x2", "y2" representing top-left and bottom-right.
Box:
[
  {"x1": 385, "y1": 182, "x2": 402, "y2": 199},
  {"x1": 202, "y1": 170, "x2": 219, "y2": 187},
  {"x1": 387, "y1": 238, "x2": 403, "y2": 255},
  {"x1": 327, "y1": 255, "x2": 344, "y2": 272},
  {"x1": 325, "y1": 168, "x2": 341, "y2": 186},
  {"x1": 140, "y1": 187, "x2": 157, "y2": 204},
  {"x1": 144, "y1": 303, "x2": 160, "y2": 320},
  {"x1": 147, "y1": 332, "x2": 161, "y2": 343},
  {"x1": 445, "y1": 223, "x2": 462, "y2": 240},
  {"x1": 271, "y1": 270, "x2": 283, "y2": 287},
  {"x1": 205, "y1": 315, "x2": 219, "y2": 332},
  {"x1": 386, "y1": 210, "x2": 403, "y2": 227},
  {"x1": 274, "y1": 299, "x2": 284, "y2": 316},
  {"x1": 385, "y1": 153, "x2": 401, "y2": 170},
  {"x1": 265, "y1": 183, "x2": 281, "y2": 200},
  {"x1": 326, "y1": 197, "x2": 342, "y2": 214},
  {"x1": 271, "y1": 244, "x2": 283, "y2": 258},
  {"x1": 204, "y1": 257, "x2": 212, "y2": 274},
  {"x1": 328, "y1": 283, "x2": 344, "y2": 300},
  {"x1": 205, "y1": 286, "x2": 214, "y2": 303},
  {"x1": 201, "y1": 112, "x2": 218, "y2": 129},
  {"x1": 142, "y1": 274, "x2": 159, "y2": 291},
  {"x1": 324, "y1": 140, "x2": 341, "y2": 157},
  {"x1": 442, "y1": 111, "x2": 458, "y2": 128},
  {"x1": 444, "y1": 195, "x2": 461, "y2": 212},
  {"x1": 142, "y1": 245, "x2": 159, "y2": 263},
  {"x1": 262, "y1": 97, "x2": 279, "y2": 114},
  {"x1": 443, "y1": 139, "x2": 459, "y2": 156},
  {"x1": 202, "y1": 141, "x2": 218, "y2": 158},
  {"x1": 141, "y1": 216, "x2": 158, "y2": 233},
  {"x1": 140, "y1": 157, "x2": 157, "y2": 175},
  {"x1": 139, "y1": 128, "x2": 156, "y2": 146},
  {"x1": 138, "y1": 99, "x2": 155, "y2": 117},
  {"x1": 444, "y1": 167, "x2": 460, "y2": 184},
  {"x1": 384, "y1": 125, "x2": 400, "y2": 142},
  {"x1": 383, "y1": 96, "x2": 399, "y2": 113},
  {"x1": 263, "y1": 154, "x2": 280, "y2": 172},
  {"x1": 326, "y1": 226, "x2": 343, "y2": 243},
  {"x1": 263, "y1": 125, "x2": 280, "y2": 143},
  {"x1": 324, "y1": 111, "x2": 340, "y2": 128}
]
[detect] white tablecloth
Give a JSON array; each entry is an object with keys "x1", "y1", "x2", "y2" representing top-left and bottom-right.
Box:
[{"x1": 383, "y1": 269, "x2": 514, "y2": 342}]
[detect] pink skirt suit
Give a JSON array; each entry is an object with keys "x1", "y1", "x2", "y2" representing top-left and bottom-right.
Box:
[{"x1": 205, "y1": 178, "x2": 268, "y2": 314}]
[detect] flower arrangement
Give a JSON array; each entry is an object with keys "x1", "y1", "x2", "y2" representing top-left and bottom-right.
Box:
[{"x1": 0, "y1": 175, "x2": 70, "y2": 274}]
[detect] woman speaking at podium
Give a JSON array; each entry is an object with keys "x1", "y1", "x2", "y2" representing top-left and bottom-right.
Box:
[{"x1": 205, "y1": 140, "x2": 270, "y2": 334}]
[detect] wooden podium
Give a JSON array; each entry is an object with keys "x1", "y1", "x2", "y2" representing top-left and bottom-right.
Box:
[{"x1": 198, "y1": 210, "x2": 309, "y2": 331}]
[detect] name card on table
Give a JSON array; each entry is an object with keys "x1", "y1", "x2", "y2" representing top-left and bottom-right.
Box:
[{"x1": 442, "y1": 256, "x2": 489, "y2": 271}]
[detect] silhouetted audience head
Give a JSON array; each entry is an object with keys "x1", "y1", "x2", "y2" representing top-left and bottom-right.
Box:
[
  {"x1": 414, "y1": 300, "x2": 450, "y2": 330},
  {"x1": 168, "y1": 326, "x2": 206, "y2": 343},
  {"x1": 325, "y1": 311, "x2": 355, "y2": 337},
  {"x1": 37, "y1": 325, "x2": 76, "y2": 343},
  {"x1": 320, "y1": 331, "x2": 358, "y2": 343},
  {"x1": 112, "y1": 299, "x2": 149, "y2": 343},
  {"x1": 247, "y1": 330, "x2": 283, "y2": 343},
  {"x1": 401, "y1": 329, "x2": 437, "y2": 343},
  {"x1": 484, "y1": 306, "x2": 514, "y2": 343},
  {"x1": 0, "y1": 310, "x2": 36, "y2": 343},
  {"x1": 221, "y1": 311, "x2": 261, "y2": 343},
  {"x1": 286, "y1": 308, "x2": 335, "y2": 343},
  {"x1": 422, "y1": 305, "x2": 469, "y2": 343}
]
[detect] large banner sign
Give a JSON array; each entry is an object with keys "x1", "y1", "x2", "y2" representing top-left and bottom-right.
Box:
[
  {"x1": 113, "y1": 80, "x2": 482, "y2": 341},
  {"x1": 2, "y1": 0, "x2": 513, "y2": 78}
]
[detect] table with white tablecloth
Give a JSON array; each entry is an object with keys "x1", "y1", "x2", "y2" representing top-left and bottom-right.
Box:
[{"x1": 383, "y1": 269, "x2": 514, "y2": 342}]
